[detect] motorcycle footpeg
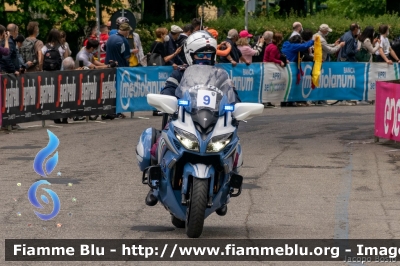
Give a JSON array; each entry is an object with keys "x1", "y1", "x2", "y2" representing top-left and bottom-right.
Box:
[
  {"x1": 147, "y1": 165, "x2": 162, "y2": 189},
  {"x1": 207, "y1": 196, "x2": 213, "y2": 208},
  {"x1": 230, "y1": 173, "x2": 243, "y2": 197},
  {"x1": 142, "y1": 168, "x2": 149, "y2": 185},
  {"x1": 181, "y1": 194, "x2": 187, "y2": 206}
]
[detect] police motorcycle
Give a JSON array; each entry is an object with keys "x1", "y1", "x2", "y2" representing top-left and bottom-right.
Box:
[{"x1": 136, "y1": 32, "x2": 264, "y2": 238}]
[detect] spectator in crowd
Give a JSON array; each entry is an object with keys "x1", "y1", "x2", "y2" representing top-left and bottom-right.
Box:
[
  {"x1": 0, "y1": 23, "x2": 20, "y2": 74},
  {"x1": 83, "y1": 25, "x2": 99, "y2": 60},
  {"x1": 59, "y1": 31, "x2": 72, "y2": 70},
  {"x1": 192, "y1": 18, "x2": 202, "y2": 32},
  {"x1": 290, "y1": 22, "x2": 303, "y2": 38},
  {"x1": 105, "y1": 22, "x2": 132, "y2": 68},
  {"x1": 219, "y1": 29, "x2": 250, "y2": 65},
  {"x1": 109, "y1": 17, "x2": 129, "y2": 36},
  {"x1": 41, "y1": 29, "x2": 67, "y2": 71},
  {"x1": 357, "y1": 26, "x2": 380, "y2": 62},
  {"x1": 14, "y1": 35, "x2": 31, "y2": 71},
  {"x1": 60, "y1": 31, "x2": 72, "y2": 57},
  {"x1": 131, "y1": 29, "x2": 144, "y2": 66},
  {"x1": 62, "y1": 56, "x2": 75, "y2": 70},
  {"x1": 280, "y1": 34, "x2": 314, "y2": 107},
  {"x1": 149, "y1": 27, "x2": 182, "y2": 66},
  {"x1": 301, "y1": 29, "x2": 315, "y2": 62},
  {"x1": 252, "y1": 30, "x2": 274, "y2": 107},
  {"x1": 337, "y1": 23, "x2": 360, "y2": 62},
  {"x1": 75, "y1": 39, "x2": 114, "y2": 69},
  {"x1": 99, "y1": 25, "x2": 109, "y2": 64},
  {"x1": 237, "y1": 30, "x2": 264, "y2": 64},
  {"x1": 23, "y1": 21, "x2": 44, "y2": 73},
  {"x1": 0, "y1": 25, "x2": 10, "y2": 72},
  {"x1": 313, "y1": 24, "x2": 344, "y2": 62},
  {"x1": 177, "y1": 24, "x2": 192, "y2": 64},
  {"x1": 107, "y1": 21, "x2": 111, "y2": 31},
  {"x1": 105, "y1": 22, "x2": 133, "y2": 119},
  {"x1": 83, "y1": 25, "x2": 98, "y2": 47},
  {"x1": 54, "y1": 57, "x2": 78, "y2": 124},
  {"x1": 207, "y1": 29, "x2": 218, "y2": 39},
  {"x1": 281, "y1": 35, "x2": 314, "y2": 63},
  {"x1": 208, "y1": 29, "x2": 236, "y2": 65},
  {"x1": 375, "y1": 24, "x2": 400, "y2": 64},
  {"x1": 253, "y1": 31, "x2": 273, "y2": 63},
  {"x1": 164, "y1": 25, "x2": 185, "y2": 68},
  {"x1": 263, "y1": 32, "x2": 285, "y2": 67}
]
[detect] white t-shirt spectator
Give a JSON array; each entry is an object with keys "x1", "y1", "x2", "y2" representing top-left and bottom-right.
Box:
[
  {"x1": 75, "y1": 49, "x2": 93, "y2": 68},
  {"x1": 375, "y1": 36, "x2": 390, "y2": 55},
  {"x1": 41, "y1": 44, "x2": 65, "y2": 59},
  {"x1": 60, "y1": 42, "x2": 72, "y2": 57}
]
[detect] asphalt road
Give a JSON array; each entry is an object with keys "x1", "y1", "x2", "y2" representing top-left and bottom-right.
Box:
[{"x1": 1, "y1": 104, "x2": 400, "y2": 266}]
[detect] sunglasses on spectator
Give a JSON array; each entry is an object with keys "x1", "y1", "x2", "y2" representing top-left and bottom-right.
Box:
[{"x1": 195, "y1": 53, "x2": 212, "y2": 59}]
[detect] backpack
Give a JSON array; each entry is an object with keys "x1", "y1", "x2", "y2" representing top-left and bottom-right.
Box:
[
  {"x1": 43, "y1": 44, "x2": 62, "y2": 71},
  {"x1": 20, "y1": 38, "x2": 38, "y2": 68},
  {"x1": 355, "y1": 48, "x2": 370, "y2": 62}
]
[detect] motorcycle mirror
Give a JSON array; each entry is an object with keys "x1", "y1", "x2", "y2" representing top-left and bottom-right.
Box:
[{"x1": 232, "y1": 103, "x2": 264, "y2": 121}]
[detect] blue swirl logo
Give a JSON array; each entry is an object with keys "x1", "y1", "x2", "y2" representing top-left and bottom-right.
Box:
[
  {"x1": 29, "y1": 130, "x2": 61, "y2": 221},
  {"x1": 33, "y1": 130, "x2": 59, "y2": 177},
  {"x1": 28, "y1": 180, "x2": 60, "y2": 220}
]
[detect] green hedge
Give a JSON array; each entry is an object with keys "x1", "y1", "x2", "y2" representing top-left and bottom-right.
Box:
[{"x1": 136, "y1": 12, "x2": 400, "y2": 54}]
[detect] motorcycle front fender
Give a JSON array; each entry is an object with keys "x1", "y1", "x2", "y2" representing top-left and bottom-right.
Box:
[{"x1": 181, "y1": 163, "x2": 215, "y2": 197}]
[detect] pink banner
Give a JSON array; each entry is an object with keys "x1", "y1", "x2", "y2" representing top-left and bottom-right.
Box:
[
  {"x1": 375, "y1": 81, "x2": 400, "y2": 141},
  {"x1": 0, "y1": 74, "x2": 2, "y2": 127}
]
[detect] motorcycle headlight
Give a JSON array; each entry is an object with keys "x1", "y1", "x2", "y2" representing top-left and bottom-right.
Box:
[
  {"x1": 175, "y1": 127, "x2": 199, "y2": 151},
  {"x1": 206, "y1": 133, "x2": 232, "y2": 153}
]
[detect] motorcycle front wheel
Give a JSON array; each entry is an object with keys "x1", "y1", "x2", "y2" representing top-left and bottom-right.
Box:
[{"x1": 185, "y1": 178, "x2": 208, "y2": 238}]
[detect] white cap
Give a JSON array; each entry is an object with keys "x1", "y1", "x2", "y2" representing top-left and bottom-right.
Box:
[
  {"x1": 319, "y1": 24, "x2": 333, "y2": 32},
  {"x1": 171, "y1": 25, "x2": 183, "y2": 33}
]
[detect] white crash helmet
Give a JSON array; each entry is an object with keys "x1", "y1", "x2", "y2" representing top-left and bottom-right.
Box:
[
  {"x1": 184, "y1": 30, "x2": 217, "y2": 65},
  {"x1": 116, "y1": 17, "x2": 129, "y2": 26}
]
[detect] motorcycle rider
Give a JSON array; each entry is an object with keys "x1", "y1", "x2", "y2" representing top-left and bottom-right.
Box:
[
  {"x1": 160, "y1": 30, "x2": 241, "y2": 101},
  {"x1": 146, "y1": 30, "x2": 241, "y2": 207}
]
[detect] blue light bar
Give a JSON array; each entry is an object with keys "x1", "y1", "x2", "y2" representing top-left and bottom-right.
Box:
[
  {"x1": 178, "y1": 100, "x2": 189, "y2": 106},
  {"x1": 224, "y1": 105, "x2": 235, "y2": 111}
]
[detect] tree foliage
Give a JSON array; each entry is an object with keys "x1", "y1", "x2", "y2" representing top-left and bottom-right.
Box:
[
  {"x1": 0, "y1": 0, "x2": 123, "y2": 52},
  {"x1": 324, "y1": 0, "x2": 386, "y2": 18}
]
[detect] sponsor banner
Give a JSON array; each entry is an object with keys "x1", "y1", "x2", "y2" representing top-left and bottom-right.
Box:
[
  {"x1": 1, "y1": 69, "x2": 116, "y2": 126},
  {"x1": 375, "y1": 80, "x2": 400, "y2": 141},
  {"x1": 116, "y1": 64, "x2": 261, "y2": 113},
  {"x1": 217, "y1": 63, "x2": 261, "y2": 103},
  {"x1": 261, "y1": 63, "x2": 290, "y2": 103},
  {"x1": 116, "y1": 67, "x2": 172, "y2": 113},
  {"x1": 286, "y1": 62, "x2": 367, "y2": 102},
  {"x1": 0, "y1": 75, "x2": 2, "y2": 127},
  {"x1": 367, "y1": 63, "x2": 398, "y2": 101}
]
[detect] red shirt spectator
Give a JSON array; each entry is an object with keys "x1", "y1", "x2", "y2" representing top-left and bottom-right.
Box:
[
  {"x1": 83, "y1": 35, "x2": 97, "y2": 47},
  {"x1": 263, "y1": 32, "x2": 284, "y2": 66},
  {"x1": 99, "y1": 25, "x2": 109, "y2": 64}
]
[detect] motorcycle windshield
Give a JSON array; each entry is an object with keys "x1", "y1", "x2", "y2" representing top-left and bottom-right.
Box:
[{"x1": 175, "y1": 65, "x2": 237, "y2": 116}]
